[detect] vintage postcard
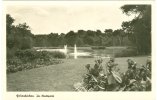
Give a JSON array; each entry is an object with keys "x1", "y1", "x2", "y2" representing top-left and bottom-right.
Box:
[{"x1": 2, "y1": 1, "x2": 156, "y2": 100}]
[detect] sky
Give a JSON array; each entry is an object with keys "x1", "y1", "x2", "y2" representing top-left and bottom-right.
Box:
[{"x1": 6, "y1": 2, "x2": 134, "y2": 35}]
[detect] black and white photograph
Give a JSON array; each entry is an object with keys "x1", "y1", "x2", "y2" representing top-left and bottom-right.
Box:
[{"x1": 2, "y1": 0, "x2": 156, "y2": 100}]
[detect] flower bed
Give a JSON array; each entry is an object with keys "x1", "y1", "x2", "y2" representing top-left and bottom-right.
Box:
[{"x1": 7, "y1": 49, "x2": 64, "y2": 74}]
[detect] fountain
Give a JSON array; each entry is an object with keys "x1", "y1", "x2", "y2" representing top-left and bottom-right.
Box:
[
  {"x1": 64, "y1": 45, "x2": 67, "y2": 54},
  {"x1": 74, "y1": 44, "x2": 77, "y2": 59}
]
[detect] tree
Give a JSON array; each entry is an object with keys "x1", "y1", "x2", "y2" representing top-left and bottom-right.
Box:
[
  {"x1": 76, "y1": 38, "x2": 84, "y2": 46},
  {"x1": 120, "y1": 5, "x2": 151, "y2": 54},
  {"x1": 21, "y1": 36, "x2": 33, "y2": 50},
  {"x1": 15, "y1": 23, "x2": 33, "y2": 37},
  {"x1": 83, "y1": 36, "x2": 94, "y2": 45},
  {"x1": 86, "y1": 30, "x2": 96, "y2": 37},
  {"x1": 77, "y1": 30, "x2": 86, "y2": 38},
  {"x1": 6, "y1": 14, "x2": 34, "y2": 50},
  {"x1": 113, "y1": 29, "x2": 126, "y2": 46},
  {"x1": 47, "y1": 33, "x2": 59, "y2": 47},
  {"x1": 96, "y1": 30, "x2": 102, "y2": 36},
  {"x1": 120, "y1": 5, "x2": 147, "y2": 16},
  {"x1": 65, "y1": 31, "x2": 78, "y2": 46},
  {"x1": 6, "y1": 14, "x2": 15, "y2": 34},
  {"x1": 104, "y1": 29, "x2": 114, "y2": 46}
]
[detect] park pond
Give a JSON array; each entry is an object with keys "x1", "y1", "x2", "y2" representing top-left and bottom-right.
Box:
[{"x1": 35, "y1": 46, "x2": 128, "y2": 58}]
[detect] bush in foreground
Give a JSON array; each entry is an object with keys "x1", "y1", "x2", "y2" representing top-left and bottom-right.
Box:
[
  {"x1": 49, "y1": 51, "x2": 66, "y2": 59},
  {"x1": 7, "y1": 49, "x2": 64, "y2": 74},
  {"x1": 114, "y1": 49, "x2": 137, "y2": 57},
  {"x1": 91, "y1": 46, "x2": 106, "y2": 50},
  {"x1": 74, "y1": 58, "x2": 151, "y2": 91}
]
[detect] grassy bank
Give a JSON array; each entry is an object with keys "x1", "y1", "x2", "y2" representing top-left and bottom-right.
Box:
[{"x1": 7, "y1": 56, "x2": 148, "y2": 91}]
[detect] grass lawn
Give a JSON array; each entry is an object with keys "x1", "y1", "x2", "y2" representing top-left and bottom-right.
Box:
[{"x1": 7, "y1": 56, "x2": 148, "y2": 91}]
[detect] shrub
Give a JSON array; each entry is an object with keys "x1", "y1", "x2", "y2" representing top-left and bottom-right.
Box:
[
  {"x1": 91, "y1": 46, "x2": 106, "y2": 50},
  {"x1": 114, "y1": 49, "x2": 137, "y2": 57},
  {"x1": 7, "y1": 48, "x2": 15, "y2": 59},
  {"x1": 126, "y1": 46, "x2": 137, "y2": 50},
  {"x1": 7, "y1": 49, "x2": 64, "y2": 74},
  {"x1": 78, "y1": 55, "x2": 93, "y2": 58},
  {"x1": 49, "y1": 51, "x2": 66, "y2": 59},
  {"x1": 8, "y1": 67, "x2": 18, "y2": 73},
  {"x1": 15, "y1": 49, "x2": 51, "y2": 62},
  {"x1": 74, "y1": 58, "x2": 151, "y2": 91}
]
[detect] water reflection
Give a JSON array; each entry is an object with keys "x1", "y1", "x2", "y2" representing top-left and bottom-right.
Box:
[{"x1": 37, "y1": 48, "x2": 114, "y2": 58}]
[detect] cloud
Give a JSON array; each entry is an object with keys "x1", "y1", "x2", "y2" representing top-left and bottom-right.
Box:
[
  {"x1": 12, "y1": 13, "x2": 23, "y2": 19},
  {"x1": 19, "y1": 7, "x2": 50, "y2": 17},
  {"x1": 7, "y1": 4, "x2": 134, "y2": 35},
  {"x1": 11, "y1": 13, "x2": 24, "y2": 25},
  {"x1": 31, "y1": 7, "x2": 49, "y2": 16}
]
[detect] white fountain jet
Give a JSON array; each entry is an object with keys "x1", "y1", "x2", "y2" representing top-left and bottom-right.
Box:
[
  {"x1": 74, "y1": 44, "x2": 77, "y2": 59},
  {"x1": 64, "y1": 45, "x2": 67, "y2": 54}
]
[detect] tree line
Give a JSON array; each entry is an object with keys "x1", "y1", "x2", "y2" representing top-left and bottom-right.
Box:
[
  {"x1": 7, "y1": 5, "x2": 151, "y2": 55},
  {"x1": 34, "y1": 29, "x2": 130, "y2": 47}
]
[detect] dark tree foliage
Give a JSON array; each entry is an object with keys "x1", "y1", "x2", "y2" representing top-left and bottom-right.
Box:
[
  {"x1": 121, "y1": 5, "x2": 151, "y2": 54},
  {"x1": 76, "y1": 38, "x2": 84, "y2": 46},
  {"x1": 6, "y1": 14, "x2": 15, "y2": 34},
  {"x1": 113, "y1": 29, "x2": 126, "y2": 46},
  {"x1": 6, "y1": 14, "x2": 34, "y2": 60},
  {"x1": 120, "y1": 5, "x2": 147, "y2": 16},
  {"x1": 64, "y1": 31, "x2": 78, "y2": 46},
  {"x1": 34, "y1": 28, "x2": 129, "y2": 47}
]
